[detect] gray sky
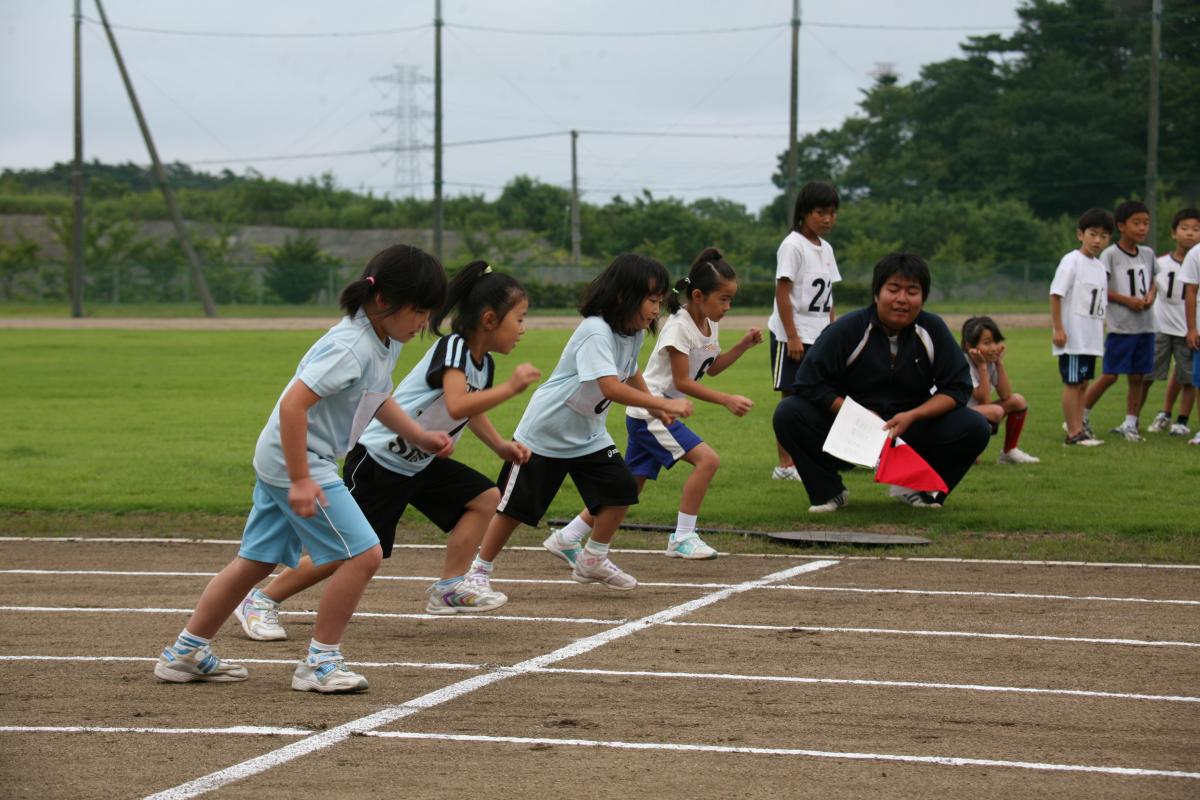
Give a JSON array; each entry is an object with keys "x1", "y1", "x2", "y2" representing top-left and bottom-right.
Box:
[{"x1": 3, "y1": 1, "x2": 1023, "y2": 213}]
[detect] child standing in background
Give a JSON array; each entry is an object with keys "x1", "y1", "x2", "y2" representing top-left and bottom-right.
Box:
[
  {"x1": 1146, "y1": 208, "x2": 1200, "y2": 436},
  {"x1": 767, "y1": 181, "x2": 840, "y2": 481},
  {"x1": 961, "y1": 316, "x2": 1038, "y2": 464},
  {"x1": 549, "y1": 247, "x2": 763, "y2": 561}
]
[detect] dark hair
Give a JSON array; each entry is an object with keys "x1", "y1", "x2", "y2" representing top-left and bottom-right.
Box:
[
  {"x1": 1114, "y1": 200, "x2": 1150, "y2": 225},
  {"x1": 667, "y1": 247, "x2": 738, "y2": 314},
  {"x1": 430, "y1": 260, "x2": 527, "y2": 338},
  {"x1": 1077, "y1": 208, "x2": 1114, "y2": 234},
  {"x1": 1172, "y1": 207, "x2": 1200, "y2": 230},
  {"x1": 339, "y1": 243, "x2": 447, "y2": 318},
  {"x1": 961, "y1": 315, "x2": 1005, "y2": 351},
  {"x1": 871, "y1": 252, "x2": 931, "y2": 301},
  {"x1": 579, "y1": 253, "x2": 671, "y2": 335},
  {"x1": 791, "y1": 181, "x2": 840, "y2": 232}
]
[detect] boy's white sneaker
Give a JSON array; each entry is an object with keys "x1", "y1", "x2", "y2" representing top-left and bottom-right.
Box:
[
  {"x1": 1064, "y1": 431, "x2": 1104, "y2": 446},
  {"x1": 1148, "y1": 412, "x2": 1171, "y2": 433},
  {"x1": 424, "y1": 577, "x2": 508, "y2": 615},
  {"x1": 542, "y1": 529, "x2": 583, "y2": 566},
  {"x1": 234, "y1": 591, "x2": 287, "y2": 641},
  {"x1": 1169, "y1": 422, "x2": 1191, "y2": 436},
  {"x1": 292, "y1": 651, "x2": 368, "y2": 693},
  {"x1": 154, "y1": 642, "x2": 248, "y2": 683},
  {"x1": 572, "y1": 553, "x2": 638, "y2": 591},
  {"x1": 1110, "y1": 423, "x2": 1145, "y2": 442},
  {"x1": 808, "y1": 489, "x2": 849, "y2": 513},
  {"x1": 772, "y1": 465, "x2": 802, "y2": 481},
  {"x1": 997, "y1": 448, "x2": 1040, "y2": 464},
  {"x1": 665, "y1": 535, "x2": 718, "y2": 560}
]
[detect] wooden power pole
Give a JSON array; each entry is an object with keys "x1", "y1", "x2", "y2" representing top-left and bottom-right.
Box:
[
  {"x1": 433, "y1": 0, "x2": 444, "y2": 260},
  {"x1": 785, "y1": 0, "x2": 801, "y2": 223}
]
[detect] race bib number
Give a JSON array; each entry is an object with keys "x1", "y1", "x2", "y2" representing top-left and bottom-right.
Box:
[
  {"x1": 565, "y1": 379, "x2": 612, "y2": 416},
  {"x1": 800, "y1": 272, "x2": 834, "y2": 314},
  {"x1": 1072, "y1": 281, "x2": 1106, "y2": 319}
]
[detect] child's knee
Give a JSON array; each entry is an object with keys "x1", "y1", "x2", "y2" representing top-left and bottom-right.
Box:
[
  {"x1": 472, "y1": 487, "x2": 501, "y2": 514},
  {"x1": 352, "y1": 544, "x2": 383, "y2": 574},
  {"x1": 1007, "y1": 393, "x2": 1027, "y2": 411}
]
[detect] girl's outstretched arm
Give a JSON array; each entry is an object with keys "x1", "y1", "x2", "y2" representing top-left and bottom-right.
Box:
[
  {"x1": 374, "y1": 397, "x2": 454, "y2": 458},
  {"x1": 468, "y1": 413, "x2": 531, "y2": 464},
  {"x1": 442, "y1": 362, "x2": 541, "y2": 420},
  {"x1": 667, "y1": 348, "x2": 753, "y2": 417},
  {"x1": 598, "y1": 374, "x2": 692, "y2": 421},
  {"x1": 706, "y1": 327, "x2": 763, "y2": 377}
]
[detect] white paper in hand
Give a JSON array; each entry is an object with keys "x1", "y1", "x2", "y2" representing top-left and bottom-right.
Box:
[{"x1": 822, "y1": 396, "x2": 888, "y2": 468}]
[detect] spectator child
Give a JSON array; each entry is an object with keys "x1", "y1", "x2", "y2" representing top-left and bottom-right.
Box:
[
  {"x1": 1146, "y1": 208, "x2": 1200, "y2": 436},
  {"x1": 961, "y1": 316, "x2": 1038, "y2": 464}
]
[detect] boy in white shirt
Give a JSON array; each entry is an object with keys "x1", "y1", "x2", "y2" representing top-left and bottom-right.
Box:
[
  {"x1": 1182, "y1": 226, "x2": 1200, "y2": 445},
  {"x1": 1146, "y1": 208, "x2": 1200, "y2": 436}
]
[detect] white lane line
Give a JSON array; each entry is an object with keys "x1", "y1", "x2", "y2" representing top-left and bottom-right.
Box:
[
  {"x1": 363, "y1": 731, "x2": 1200, "y2": 780},
  {"x1": 664, "y1": 621, "x2": 1200, "y2": 648},
  {"x1": 142, "y1": 559, "x2": 840, "y2": 800},
  {"x1": 0, "y1": 725, "x2": 310, "y2": 736},
  {"x1": 0, "y1": 607, "x2": 624, "y2": 626},
  {"x1": 4, "y1": 655, "x2": 1195, "y2": 705},
  {"x1": 5, "y1": 568, "x2": 1198, "y2": 606},
  {"x1": 2, "y1": 537, "x2": 1199, "y2": 570}
]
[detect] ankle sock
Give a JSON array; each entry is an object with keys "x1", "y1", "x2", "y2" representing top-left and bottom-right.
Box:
[
  {"x1": 582, "y1": 539, "x2": 610, "y2": 559},
  {"x1": 1178, "y1": 415, "x2": 1189, "y2": 426},
  {"x1": 671, "y1": 512, "x2": 698, "y2": 543},
  {"x1": 1124, "y1": 414, "x2": 1138, "y2": 429},
  {"x1": 308, "y1": 639, "x2": 340, "y2": 655},
  {"x1": 252, "y1": 587, "x2": 279, "y2": 607},
  {"x1": 175, "y1": 629, "x2": 210, "y2": 650},
  {"x1": 434, "y1": 575, "x2": 463, "y2": 591},
  {"x1": 1082, "y1": 408, "x2": 1091, "y2": 424},
  {"x1": 558, "y1": 515, "x2": 593, "y2": 545},
  {"x1": 470, "y1": 556, "x2": 493, "y2": 575}
]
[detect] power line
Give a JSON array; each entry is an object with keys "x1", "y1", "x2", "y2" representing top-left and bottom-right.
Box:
[
  {"x1": 80, "y1": 15, "x2": 430, "y2": 39},
  {"x1": 445, "y1": 21, "x2": 785, "y2": 38}
]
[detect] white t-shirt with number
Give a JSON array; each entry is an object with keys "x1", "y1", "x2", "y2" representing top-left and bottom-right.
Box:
[
  {"x1": 767, "y1": 231, "x2": 840, "y2": 345},
  {"x1": 1153, "y1": 253, "x2": 1188, "y2": 336},
  {"x1": 1049, "y1": 249, "x2": 1107, "y2": 357},
  {"x1": 1100, "y1": 243, "x2": 1156, "y2": 334},
  {"x1": 627, "y1": 309, "x2": 720, "y2": 421},
  {"x1": 1182, "y1": 246, "x2": 1200, "y2": 333}
]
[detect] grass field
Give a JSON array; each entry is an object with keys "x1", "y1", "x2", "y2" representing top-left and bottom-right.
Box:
[{"x1": 1, "y1": 324, "x2": 1196, "y2": 562}]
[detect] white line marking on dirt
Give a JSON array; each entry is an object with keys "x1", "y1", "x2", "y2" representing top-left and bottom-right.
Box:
[
  {"x1": 4, "y1": 655, "x2": 1196, "y2": 705},
  {"x1": 4, "y1": 567, "x2": 1198, "y2": 606},
  {"x1": 0, "y1": 606, "x2": 624, "y2": 626},
  {"x1": 141, "y1": 559, "x2": 840, "y2": 800},
  {"x1": 0, "y1": 725, "x2": 310, "y2": 736},
  {"x1": 363, "y1": 731, "x2": 1200, "y2": 780}
]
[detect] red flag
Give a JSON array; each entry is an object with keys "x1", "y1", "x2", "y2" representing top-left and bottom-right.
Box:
[{"x1": 873, "y1": 438, "x2": 948, "y2": 493}]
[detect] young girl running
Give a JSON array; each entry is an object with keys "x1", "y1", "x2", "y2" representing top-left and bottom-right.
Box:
[
  {"x1": 547, "y1": 248, "x2": 763, "y2": 561},
  {"x1": 962, "y1": 315, "x2": 1039, "y2": 464},
  {"x1": 233, "y1": 262, "x2": 540, "y2": 638},
  {"x1": 154, "y1": 244, "x2": 451, "y2": 693},
  {"x1": 470, "y1": 253, "x2": 693, "y2": 592}
]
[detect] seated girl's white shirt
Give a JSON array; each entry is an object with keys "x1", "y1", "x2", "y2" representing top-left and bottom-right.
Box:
[
  {"x1": 966, "y1": 360, "x2": 1000, "y2": 408},
  {"x1": 628, "y1": 309, "x2": 719, "y2": 420}
]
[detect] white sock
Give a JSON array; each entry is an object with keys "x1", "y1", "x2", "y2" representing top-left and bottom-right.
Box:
[
  {"x1": 470, "y1": 555, "x2": 493, "y2": 575},
  {"x1": 671, "y1": 512, "x2": 698, "y2": 542},
  {"x1": 1124, "y1": 414, "x2": 1138, "y2": 428},
  {"x1": 558, "y1": 515, "x2": 593, "y2": 545},
  {"x1": 308, "y1": 638, "x2": 339, "y2": 654},
  {"x1": 1082, "y1": 408, "x2": 1091, "y2": 423},
  {"x1": 582, "y1": 539, "x2": 609, "y2": 559}
]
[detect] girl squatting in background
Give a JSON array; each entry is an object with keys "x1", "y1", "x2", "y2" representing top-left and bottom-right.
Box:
[
  {"x1": 155, "y1": 244, "x2": 451, "y2": 693},
  {"x1": 232, "y1": 262, "x2": 541, "y2": 640},
  {"x1": 548, "y1": 247, "x2": 763, "y2": 560},
  {"x1": 472, "y1": 254, "x2": 693, "y2": 593},
  {"x1": 961, "y1": 315, "x2": 1039, "y2": 464}
]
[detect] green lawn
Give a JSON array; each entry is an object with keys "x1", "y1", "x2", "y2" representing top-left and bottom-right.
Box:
[{"x1": 1, "y1": 324, "x2": 1196, "y2": 562}]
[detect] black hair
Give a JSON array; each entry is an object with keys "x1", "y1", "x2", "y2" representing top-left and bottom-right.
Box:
[
  {"x1": 339, "y1": 243, "x2": 447, "y2": 319},
  {"x1": 1114, "y1": 200, "x2": 1150, "y2": 225},
  {"x1": 1077, "y1": 208, "x2": 1114, "y2": 234},
  {"x1": 579, "y1": 253, "x2": 671, "y2": 336},
  {"x1": 430, "y1": 260, "x2": 527, "y2": 337},
  {"x1": 667, "y1": 247, "x2": 738, "y2": 314},
  {"x1": 960, "y1": 315, "x2": 1005, "y2": 351},
  {"x1": 791, "y1": 181, "x2": 840, "y2": 232},
  {"x1": 1172, "y1": 207, "x2": 1200, "y2": 230},
  {"x1": 871, "y1": 252, "x2": 931, "y2": 301}
]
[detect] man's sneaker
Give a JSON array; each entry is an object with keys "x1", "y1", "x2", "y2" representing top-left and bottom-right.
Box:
[
  {"x1": 234, "y1": 590, "x2": 287, "y2": 641},
  {"x1": 997, "y1": 448, "x2": 1040, "y2": 464},
  {"x1": 543, "y1": 529, "x2": 583, "y2": 566},
  {"x1": 772, "y1": 465, "x2": 802, "y2": 481},
  {"x1": 1110, "y1": 423, "x2": 1145, "y2": 442},
  {"x1": 665, "y1": 535, "x2": 718, "y2": 560},
  {"x1": 892, "y1": 488, "x2": 942, "y2": 508},
  {"x1": 807, "y1": 489, "x2": 848, "y2": 513},
  {"x1": 154, "y1": 642, "x2": 248, "y2": 683},
  {"x1": 572, "y1": 554, "x2": 638, "y2": 591},
  {"x1": 1148, "y1": 412, "x2": 1171, "y2": 433},
  {"x1": 1169, "y1": 422, "x2": 1191, "y2": 437},
  {"x1": 291, "y1": 650, "x2": 368, "y2": 693},
  {"x1": 424, "y1": 577, "x2": 508, "y2": 615},
  {"x1": 1064, "y1": 431, "x2": 1104, "y2": 446}
]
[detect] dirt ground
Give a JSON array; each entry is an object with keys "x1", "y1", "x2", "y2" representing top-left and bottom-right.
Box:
[{"x1": 0, "y1": 538, "x2": 1196, "y2": 799}]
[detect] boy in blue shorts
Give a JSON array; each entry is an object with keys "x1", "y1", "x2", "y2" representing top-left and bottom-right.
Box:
[
  {"x1": 1183, "y1": 231, "x2": 1200, "y2": 445},
  {"x1": 1051, "y1": 208, "x2": 1112, "y2": 446},
  {"x1": 1145, "y1": 208, "x2": 1200, "y2": 436},
  {"x1": 1083, "y1": 201, "x2": 1157, "y2": 441}
]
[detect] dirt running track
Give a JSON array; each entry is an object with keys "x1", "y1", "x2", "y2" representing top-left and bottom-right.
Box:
[{"x1": 0, "y1": 537, "x2": 1197, "y2": 799}]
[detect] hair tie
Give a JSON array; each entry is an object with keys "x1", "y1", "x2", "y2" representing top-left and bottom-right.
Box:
[
  {"x1": 683, "y1": 276, "x2": 691, "y2": 285},
  {"x1": 366, "y1": 276, "x2": 376, "y2": 286},
  {"x1": 671, "y1": 287, "x2": 680, "y2": 295},
  {"x1": 482, "y1": 265, "x2": 493, "y2": 275}
]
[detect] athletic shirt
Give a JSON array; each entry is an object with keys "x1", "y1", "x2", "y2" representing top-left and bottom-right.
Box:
[
  {"x1": 253, "y1": 312, "x2": 403, "y2": 488},
  {"x1": 628, "y1": 308, "x2": 720, "y2": 421},
  {"x1": 1153, "y1": 253, "x2": 1188, "y2": 336},
  {"x1": 514, "y1": 316, "x2": 643, "y2": 458},
  {"x1": 1049, "y1": 249, "x2": 1107, "y2": 357},
  {"x1": 967, "y1": 360, "x2": 1000, "y2": 408},
  {"x1": 1101, "y1": 243, "x2": 1157, "y2": 334},
  {"x1": 1182, "y1": 245, "x2": 1200, "y2": 291},
  {"x1": 767, "y1": 231, "x2": 840, "y2": 344},
  {"x1": 358, "y1": 333, "x2": 494, "y2": 477}
]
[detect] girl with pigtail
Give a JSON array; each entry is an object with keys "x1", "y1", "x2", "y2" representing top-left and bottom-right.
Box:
[
  {"x1": 234, "y1": 261, "x2": 540, "y2": 638},
  {"x1": 155, "y1": 244, "x2": 452, "y2": 693},
  {"x1": 547, "y1": 247, "x2": 763, "y2": 561}
]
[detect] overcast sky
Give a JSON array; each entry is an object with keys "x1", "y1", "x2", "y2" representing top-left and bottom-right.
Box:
[{"x1": 3, "y1": 1, "x2": 1024, "y2": 214}]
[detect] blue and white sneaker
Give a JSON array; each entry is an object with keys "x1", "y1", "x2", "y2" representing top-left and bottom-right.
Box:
[
  {"x1": 543, "y1": 529, "x2": 583, "y2": 566},
  {"x1": 291, "y1": 650, "x2": 368, "y2": 694},
  {"x1": 425, "y1": 577, "x2": 508, "y2": 615},
  {"x1": 665, "y1": 534, "x2": 718, "y2": 560},
  {"x1": 154, "y1": 641, "x2": 248, "y2": 683}
]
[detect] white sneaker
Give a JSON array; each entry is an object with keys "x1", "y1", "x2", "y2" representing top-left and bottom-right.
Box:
[
  {"x1": 542, "y1": 529, "x2": 583, "y2": 566},
  {"x1": 997, "y1": 448, "x2": 1040, "y2": 464},
  {"x1": 807, "y1": 489, "x2": 848, "y2": 513},
  {"x1": 1110, "y1": 423, "x2": 1145, "y2": 442},
  {"x1": 665, "y1": 534, "x2": 718, "y2": 560},
  {"x1": 1148, "y1": 412, "x2": 1171, "y2": 433},
  {"x1": 1065, "y1": 431, "x2": 1104, "y2": 446},
  {"x1": 234, "y1": 590, "x2": 287, "y2": 641},
  {"x1": 1169, "y1": 422, "x2": 1191, "y2": 437},
  {"x1": 291, "y1": 650, "x2": 368, "y2": 693},
  {"x1": 424, "y1": 577, "x2": 508, "y2": 615},
  {"x1": 772, "y1": 465, "x2": 802, "y2": 481},
  {"x1": 572, "y1": 553, "x2": 638, "y2": 591},
  {"x1": 1190, "y1": 433, "x2": 1200, "y2": 446},
  {"x1": 154, "y1": 641, "x2": 248, "y2": 683}
]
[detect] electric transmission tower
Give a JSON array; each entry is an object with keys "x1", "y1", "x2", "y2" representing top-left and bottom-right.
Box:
[{"x1": 371, "y1": 65, "x2": 431, "y2": 197}]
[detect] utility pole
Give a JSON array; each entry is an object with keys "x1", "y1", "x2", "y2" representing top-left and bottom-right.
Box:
[
  {"x1": 433, "y1": 0, "x2": 444, "y2": 260},
  {"x1": 94, "y1": 0, "x2": 217, "y2": 316},
  {"x1": 1145, "y1": 0, "x2": 1161, "y2": 251},
  {"x1": 785, "y1": 0, "x2": 801, "y2": 222},
  {"x1": 71, "y1": 0, "x2": 84, "y2": 317},
  {"x1": 570, "y1": 130, "x2": 581, "y2": 266}
]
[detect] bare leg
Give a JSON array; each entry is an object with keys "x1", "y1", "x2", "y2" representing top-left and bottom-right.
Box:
[
  {"x1": 478, "y1": 512, "x2": 521, "y2": 562},
  {"x1": 312, "y1": 545, "x2": 382, "y2": 644},
  {"x1": 260, "y1": 556, "x2": 339, "y2": 605},
  {"x1": 1125, "y1": 374, "x2": 1145, "y2": 417},
  {"x1": 577, "y1": 476, "x2": 645, "y2": 529},
  {"x1": 587, "y1": 505, "x2": 628, "y2": 546},
  {"x1": 1083, "y1": 373, "x2": 1117, "y2": 412},
  {"x1": 184, "y1": 557, "x2": 277, "y2": 639},
  {"x1": 678, "y1": 444, "x2": 719, "y2": 516},
  {"x1": 1163, "y1": 373, "x2": 1182, "y2": 415},
  {"x1": 441, "y1": 488, "x2": 499, "y2": 579},
  {"x1": 1063, "y1": 383, "x2": 1087, "y2": 437},
  {"x1": 1181, "y1": 384, "x2": 1196, "y2": 417}
]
